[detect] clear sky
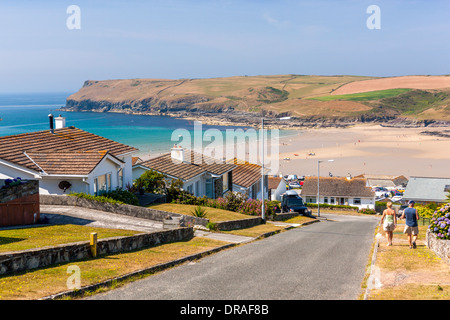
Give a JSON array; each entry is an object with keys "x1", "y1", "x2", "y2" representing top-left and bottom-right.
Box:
[{"x1": 0, "y1": 0, "x2": 449, "y2": 93}]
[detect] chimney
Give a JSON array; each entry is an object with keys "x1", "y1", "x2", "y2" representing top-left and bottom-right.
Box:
[
  {"x1": 48, "y1": 114, "x2": 54, "y2": 133},
  {"x1": 55, "y1": 115, "x2": 66, "y2": 129},
  {"x1": 171, "y1": 145, "x2": 185, "y2": 163}
]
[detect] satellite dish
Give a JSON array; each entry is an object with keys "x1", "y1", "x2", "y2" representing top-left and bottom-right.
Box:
[{"x1": 58, "y1": 181, "x2": 72, "y2": 192}]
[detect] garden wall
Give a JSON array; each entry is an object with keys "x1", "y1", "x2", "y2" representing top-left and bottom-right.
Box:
[
  {"x1": 0, "y1": 180, "x2": 40, "y2": 227},
  {"x1": 0, "y1": 227, "x2": 193, "y2": 275},
  {"x1": 426, "y1": 230, "x2": 450, "y2": 265}
]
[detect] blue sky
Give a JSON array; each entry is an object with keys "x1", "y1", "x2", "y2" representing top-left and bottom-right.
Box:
[{"x1": 0, "y1": 0, "x2": 449, "y2": 93}]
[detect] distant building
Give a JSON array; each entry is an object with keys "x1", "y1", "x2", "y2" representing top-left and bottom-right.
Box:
[
  {"x1": 268, "y1": 176, "x2": 287, "y2": 201},
  {"x1": 228, "y1": 158, "x2": 268, "y2": 200},
  {"x1": 0, "y1": 116, "x2": 138, "y2": 195},
  {"x1": 354, "y1": 174, "x2": 408, "y2": 189},
  {"x1": 301, "y1": 176, "x2": 376, "y2": 209},
  {"x1": 135, "y1": 146, "x2": 236, "y2": 199},
  {"x1": 402, "y1": 176, "x2": 450, "y2": 205}
]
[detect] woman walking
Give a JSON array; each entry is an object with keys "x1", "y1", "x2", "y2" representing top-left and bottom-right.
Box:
[{"x1": 380, "y1": 202, "x2": 397, "y2": 246}]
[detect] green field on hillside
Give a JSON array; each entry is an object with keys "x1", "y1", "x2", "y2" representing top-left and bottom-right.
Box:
[{"x1": 308, "y1": 88, "x2": 412, "y2": 101}]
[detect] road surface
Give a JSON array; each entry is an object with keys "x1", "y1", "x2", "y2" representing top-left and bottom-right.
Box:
[{"x1": 88, "y1": 213, "x2": 379, "y2": 300}]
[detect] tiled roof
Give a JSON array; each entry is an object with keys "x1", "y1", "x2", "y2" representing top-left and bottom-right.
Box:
[
  {"x1": 140, "y1": 150, "x2": 236, "y2": 181},
  {"x1": 26, "y1": 151, "x2": 113, "y2": 175},
  {"x1": 268, "y1": 177, "x2": 283, "y2": 190},
  {"x1": 228, "y1": 159, "x2": 261, "y2": 188},
  {"x1": 301, "y1": 177, "x2": 375, "y2": 198},
  {"x1": 0, "y1": 127, "x2": 137, "y2": 174}
]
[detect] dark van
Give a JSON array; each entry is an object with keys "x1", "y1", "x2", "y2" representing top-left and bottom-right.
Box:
[{"x1": 280, "y1": 190, "x2": 311, "y2": 216}]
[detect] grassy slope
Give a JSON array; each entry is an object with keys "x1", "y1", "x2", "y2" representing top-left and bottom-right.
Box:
[{"x1": 67, "y1": 75, "x2": 450, "y2": 121}]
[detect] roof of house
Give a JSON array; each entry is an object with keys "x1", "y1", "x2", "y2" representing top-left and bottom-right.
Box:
[
  {"x1": 268, "y1": 177, "x2": 284, "y2": 190},
  {"x1": 139, "y1": 150, "x2": 236, "y2": 181},
  {"x1": 228, "y1": 159, "x2": 261, "y2": 188},
  {"x1": 402, "y1": 176, "x2": 450, "y2": 202},
  {"x1": 25, "y1": 151, "x2": 121, "y2": 175},
  {"x1": 301, "y1": 177, "x2": 375, "y2": 198},
  {"x1": 354, "y1": 174, "x2": 408, "y2": 187},
  {"x1": 0, "y1": 127, "x2": 138, "y2": 174}
]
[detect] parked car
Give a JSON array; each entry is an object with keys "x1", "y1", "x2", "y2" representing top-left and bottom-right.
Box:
[
  {"x1": 280, "y1": 190, "x2": 311, "y2": 216},
  {"x1": 289, "y1": 181, "x2": 301, "y2": 189}
]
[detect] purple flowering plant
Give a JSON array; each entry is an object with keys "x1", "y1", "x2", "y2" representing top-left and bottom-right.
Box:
[{"x1": 428, "y1": 203, "x2": 450, "y2": 240}]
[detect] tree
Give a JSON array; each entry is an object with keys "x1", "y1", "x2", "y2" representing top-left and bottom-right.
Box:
[{"x1": 133, "y1": 170, "x2": 166, "y2": 194}]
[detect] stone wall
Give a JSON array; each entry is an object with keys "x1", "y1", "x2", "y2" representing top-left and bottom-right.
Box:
[
  {"x1": 215, "y1": 217, "x2": 262, "y2": 231},
  {"x1": 426, "y1": 230, "x2": 450, "y2": 265},
  {"x1": 0, "y1": 227, "x2": 193, "y2": 275}
]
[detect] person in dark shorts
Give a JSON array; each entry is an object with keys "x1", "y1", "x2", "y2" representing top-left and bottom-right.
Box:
[{"x1": 401, "y1": 200, "x2": 419, "y2": 249}]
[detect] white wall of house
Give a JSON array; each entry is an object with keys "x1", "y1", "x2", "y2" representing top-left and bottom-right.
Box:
[
  {"x1": 271, "y1": 181, "x2": 287, "y2": 201},
  {"x1": 303, "y1": 195, "x2": 375, "y2": 210},
  {"x1": 39, "y1": 178, "x2": 88, "y2": 195},
  {"x1": 87, "y1": 157, "x2": 123, "y2": 195},
  {"x1": 119, "y1": 154, "x2": 134, "y2": 188},
  {"x1": 132, "y1": 166, "x2": 148, "y2": 182}
]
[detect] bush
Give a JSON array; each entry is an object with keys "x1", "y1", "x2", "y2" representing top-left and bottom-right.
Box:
[
  {"x1": 69, "y1": 189, "x2": 139, "y2": 206},
  {"x1": 102, "y1": 189, "x2": 139, "y2": 206},
  {"x1": 428, "y1": 203, "x2": 450, "y2": 240},
  {"x1": 238, "y1": 199, "x2": 275, "y2": 217},
  {"x1": 134, "y1": 170, "x2": 166, "y2": 194},
  {"x1": 191, "y1": 206, "x2": 208, "y2": 218},
  {"x1": 359, "y1": 208, "x2": 376, "y2": 215},
  {"x1": 416, "y1": 203, "x2": 437, "y2": 219},
  {"x1": 2, "y1": 177, "x2": 23, "y2": 188},
  {"x1": 69, "y1": 192, "x2": 125, "y2": 205}
]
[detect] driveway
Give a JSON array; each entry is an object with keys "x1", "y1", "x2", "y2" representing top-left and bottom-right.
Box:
[{"x1": 40, "y1": 205, "x2": 164, "y2": 233}]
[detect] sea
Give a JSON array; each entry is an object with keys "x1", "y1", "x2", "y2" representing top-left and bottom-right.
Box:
[{"x1": 0, "y1": 92, "x2": 296, "y2": 158}]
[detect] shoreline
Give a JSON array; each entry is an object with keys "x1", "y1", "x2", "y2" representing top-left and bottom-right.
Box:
[{"x1": 58, "y1": 109, "x2": 449, "y2": 179}]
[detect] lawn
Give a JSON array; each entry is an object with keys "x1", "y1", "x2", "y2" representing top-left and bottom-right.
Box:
[
  {"x1": 0, "y1": 225, "x2": 140, "y2": 253},
  {"x1": 148, "y1": 203, "x2": 252, "y2": 222},
  {"x1": 308, "y1": 88, "x2": 412, "y2": 101}
]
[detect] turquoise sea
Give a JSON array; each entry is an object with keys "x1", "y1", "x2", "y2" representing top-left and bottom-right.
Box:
[{"x1": 0, "y1": 93, "x2": 296, "y2": 157}]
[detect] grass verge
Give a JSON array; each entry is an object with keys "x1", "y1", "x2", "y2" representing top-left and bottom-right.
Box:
[
  {"x1": 364, "y1": 224, "x2": 450, "y2": 300},
  {"x1": 148, "y1": 203, "x2": 252, "y2": 222},
  {"x1": 308, "y1": 88, "x2": 411, "y2": 101},
  {"x1": 0, "y1": 237, "x2": 229, "y2": 300},
  {"x1": 0, "y1": 225, "x2": 139, "y2": 253}
]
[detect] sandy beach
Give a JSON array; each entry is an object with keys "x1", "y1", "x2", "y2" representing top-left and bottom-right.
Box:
[{"x1": 277, "y1": 124, "x2": 450, "y2": 179}]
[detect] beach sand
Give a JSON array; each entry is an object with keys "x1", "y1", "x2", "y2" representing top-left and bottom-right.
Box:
[{"x1": 276, "y1": 124, "x2": 450, "y2": 179}]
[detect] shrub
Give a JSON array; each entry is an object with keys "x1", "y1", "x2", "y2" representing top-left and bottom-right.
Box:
[
  {"x1": 69, "y1": 192, "x2": 125, "y2": 205},
  {"x1": 191, "y1": 206, "x2": 208, "y2": 218},
  {"x1": 134, "y1": 170, "x2": 166, "y2": 193},
  {"x1": 359, "y1": 208, "x2": 376, "y2": 215},
  {"x1": 2, "y1": 177, "x2": 23, "y2": 188},
  {"x1": 206, "y1": 222, "x2": 217, "y2": 231},
  {"x1": 428, "y1": 203, "x2": 450, "y2": 240},
  {"x1": 238, "y1": 199, "x2": 275, "y2": 217},
  {"x1": 102, "y1": 189, "x2": 139, "y2": 206}
]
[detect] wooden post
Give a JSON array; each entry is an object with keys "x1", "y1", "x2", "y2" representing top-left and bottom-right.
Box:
[{"x1": 90, "y1": 232, "x2": 97, "y2": 257}]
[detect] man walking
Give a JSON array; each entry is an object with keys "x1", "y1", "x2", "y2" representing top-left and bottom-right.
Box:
[{"x1": 401, "y1": 200, "x2": 419, "y2": 249}]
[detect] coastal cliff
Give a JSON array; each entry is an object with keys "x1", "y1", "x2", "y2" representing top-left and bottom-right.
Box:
[{"x1": 62, "y1": 75, "x2": 450, "y2": 128}]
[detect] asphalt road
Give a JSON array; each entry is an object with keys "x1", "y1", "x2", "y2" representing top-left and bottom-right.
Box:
[{"x1": 88, "y1": 213, "x2": 379, "y2": 300}]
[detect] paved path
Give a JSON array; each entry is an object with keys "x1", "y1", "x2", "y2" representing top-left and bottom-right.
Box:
[{"x1": 88, "y1": 213, "x2": 379, "y2": 300}]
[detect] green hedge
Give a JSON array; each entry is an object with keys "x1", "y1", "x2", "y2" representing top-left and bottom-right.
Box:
[
  {"x1": 305, "y1": 203, "x2": 359, "y2": 210},
  {"x1": 69, "y1": 189, "x2": 139, "y2": 206}
]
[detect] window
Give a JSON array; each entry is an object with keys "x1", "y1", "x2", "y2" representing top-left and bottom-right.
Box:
[
  {"x1": 354, "y1": 198, "x2": 361, "y2": 205},
  {"x1": 118, "y1": 168, "x2": 123, "y2": 189},
  {"x1": 324, "y1": 197, "x2": 328, "y2": 203},
  {"x1": 94, "y1": 173, "x2": 112, "y2": 195},
  {"x1": 195, "y1": 181, "x2": 200, "y2": 197},
  {"x1": 186, "y1": 184, "x2": 193, "y2": 194},
  {"x1": 330, "y1": 197, "x2": 335, "y2": 204}
]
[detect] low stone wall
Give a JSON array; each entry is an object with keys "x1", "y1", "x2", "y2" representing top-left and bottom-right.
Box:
[
  {"x1": 216, "y1": 217, "x2": 262, "y2": 231},
  {"x1": 40, "y1": 194, "x2": 209, "y2": 227},
  {"x1": 0, "y1": 227, "x2": 193, "y2": 275},
  {"x1": 426, "y1": 230, "x2": 450, "y2": 265}
]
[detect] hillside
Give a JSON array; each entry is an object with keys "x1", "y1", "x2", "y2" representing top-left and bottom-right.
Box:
[{"x1": 63, "y1": 75, "x2": 450, "y2": 128}]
